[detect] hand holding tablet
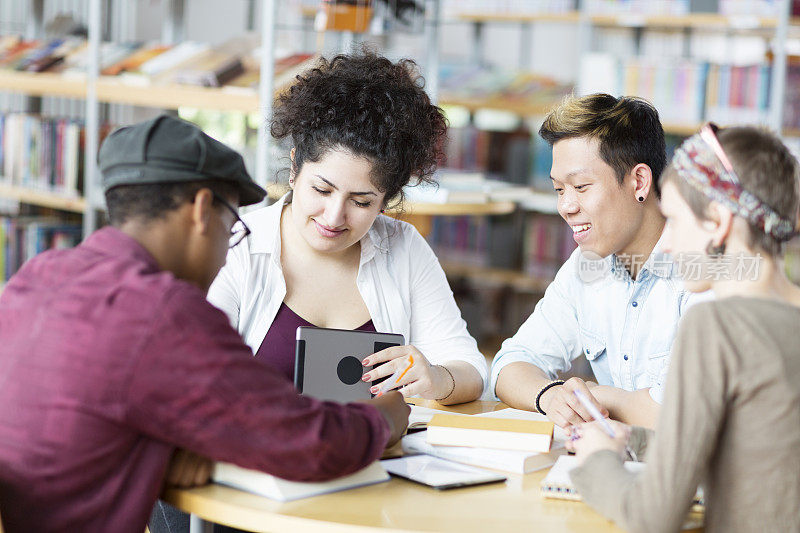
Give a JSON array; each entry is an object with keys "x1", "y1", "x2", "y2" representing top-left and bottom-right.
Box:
[{"x1": 362, "y1": 345, "x2": 451, "y2": 399}]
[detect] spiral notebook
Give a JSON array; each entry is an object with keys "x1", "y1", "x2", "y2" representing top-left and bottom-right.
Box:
[
  {"x1": 541, "y1": 455, "x2": 704, "y2": 510},
  {"x1": 541, "y1": 455, "x2": 645, "y2": 501}
]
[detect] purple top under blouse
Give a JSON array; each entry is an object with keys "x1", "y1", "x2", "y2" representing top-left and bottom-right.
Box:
[{"x1": 256, "y1": 302, "x2": 376, "y2": 381}]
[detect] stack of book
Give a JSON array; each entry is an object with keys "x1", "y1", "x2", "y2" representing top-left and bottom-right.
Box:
[{"x1": 402, "y1": 408, "x2": 565, "y2": 475}]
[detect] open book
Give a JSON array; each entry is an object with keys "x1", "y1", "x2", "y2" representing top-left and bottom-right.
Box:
[{"x1": 212, "y1": 461, "x2": 389, "y2": 502}]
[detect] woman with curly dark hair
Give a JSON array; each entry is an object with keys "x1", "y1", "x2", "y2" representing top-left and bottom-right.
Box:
[{"x1": 208, "y1": 50, "x2": 487, "y2": 404}]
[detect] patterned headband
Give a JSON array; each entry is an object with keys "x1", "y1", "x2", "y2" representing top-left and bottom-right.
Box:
[{"x1": 671, "y1": 123, "x2": 797, "y2": 243}]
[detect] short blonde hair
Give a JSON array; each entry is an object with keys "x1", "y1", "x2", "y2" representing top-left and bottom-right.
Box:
[{"x1": 540, "y1": 93, "x2": 667, "y2": 194}]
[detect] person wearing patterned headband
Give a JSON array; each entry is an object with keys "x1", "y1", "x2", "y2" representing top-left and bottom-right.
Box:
[{"x1": 569, "y1": 124, "x2": 800, "y2": 533}]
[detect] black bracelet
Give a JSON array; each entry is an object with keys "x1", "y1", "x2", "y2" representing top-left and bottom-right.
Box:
[{"x1": 535, "y1": 380, "x2": 565, "y2": 415}]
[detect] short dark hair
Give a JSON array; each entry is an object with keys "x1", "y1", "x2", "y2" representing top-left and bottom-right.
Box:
[
  {"x1": 105, "y1": 180, "x2": 238, "y2": 226},
  {"x1": 660, "y1": 126, "x2": 800, "y2": 257},
  {"x1": 271, "y1": 49, "x2": 448, "y2": 206},
  {"x1": 539, "y1": 93, "x2": 667, "y2": 196}
]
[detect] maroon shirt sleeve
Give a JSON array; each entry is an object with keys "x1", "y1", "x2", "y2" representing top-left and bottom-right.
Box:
[{"x1": 124, "y1": 284, "x2": 390, "y2": 482}]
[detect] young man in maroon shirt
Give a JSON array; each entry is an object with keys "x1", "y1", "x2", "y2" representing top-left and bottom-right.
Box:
[{"x1": 0, "y1": 115, "x2": 409, "y2": 533}]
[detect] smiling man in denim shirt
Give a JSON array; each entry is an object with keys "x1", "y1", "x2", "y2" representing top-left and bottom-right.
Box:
[{"x1": 491, "y1": 94, "x2": 707, "y2": 429}]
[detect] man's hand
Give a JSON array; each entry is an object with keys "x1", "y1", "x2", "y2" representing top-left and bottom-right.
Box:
[
  {"x1": 165, "y1": 449, "x2": 213, "y2": 488},
  {"x1": 539, "y1": 377, "x2": 609, "y2": 428},
  {"x1": 363, "y1": 391, "x2": 410, "y2": 447}
]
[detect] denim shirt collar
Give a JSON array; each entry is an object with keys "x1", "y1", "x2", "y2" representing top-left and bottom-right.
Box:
[{"x1": 610, "y1": 230, "x2": 674, "y2": 280}]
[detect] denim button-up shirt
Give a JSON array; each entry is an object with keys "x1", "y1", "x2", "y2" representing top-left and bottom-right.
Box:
[{"x1": 491, "y1": 235, "x2": 709, "y2": 403}]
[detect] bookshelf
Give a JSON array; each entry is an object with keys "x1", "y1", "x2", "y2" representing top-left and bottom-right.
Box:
[
  {"x1": 440, "y1": 3, "x2": 796, "y2": 136},
  {"x1": 456, "y1": 12, "x2": 582, "y2": 24},
  {"x1": 0, "y1": 184, "x2": 86, "y2": 213},
  {"x1": 0, "y1": 71, "x2": 261, "y2": 112}
]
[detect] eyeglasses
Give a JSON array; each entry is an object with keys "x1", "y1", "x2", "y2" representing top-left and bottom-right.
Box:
[
  {"x1": 212, "y1": 192, "x2": 251, "y2": 248},
  {"x1": 699, "y1": 122, "x2": 741, "y2": 186}
]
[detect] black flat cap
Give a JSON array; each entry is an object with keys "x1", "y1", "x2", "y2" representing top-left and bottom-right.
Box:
[{"x1": 99, "y1": 115, "x2": 266, "y2": 206}]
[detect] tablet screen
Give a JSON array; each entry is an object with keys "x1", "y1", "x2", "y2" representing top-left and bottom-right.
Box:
[{"x1": 381, "y1": 455, "x2": 506, "y2": 490}]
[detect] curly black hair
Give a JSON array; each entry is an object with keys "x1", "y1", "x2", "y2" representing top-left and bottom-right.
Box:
[{"x1": 271, "y1": 49, "x2": 448, "y2": 206}]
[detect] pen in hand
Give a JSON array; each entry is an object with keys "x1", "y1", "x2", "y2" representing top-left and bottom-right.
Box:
[
  {"x1": 572, "y1": 389, "x2": 638, "y2": 462},
  {"x1": 374, "y1": 354, "x2": 414, "y2": 397}
]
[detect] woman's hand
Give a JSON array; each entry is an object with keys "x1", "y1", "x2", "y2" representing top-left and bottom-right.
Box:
[
  {"x1": 569, "y1": 419, "x2": 632, "y2": 464},
  {"x1": 361, "y1": 345, "x2": 453, "y2": 400}
]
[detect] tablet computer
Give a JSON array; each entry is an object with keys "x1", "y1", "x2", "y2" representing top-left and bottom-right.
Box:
[
  {"x1": 381, "y1": 455, "x2": 507, "y2": 490},
  {"x1": 294, "y1": 326, "x2": 405, "y2": 402}
]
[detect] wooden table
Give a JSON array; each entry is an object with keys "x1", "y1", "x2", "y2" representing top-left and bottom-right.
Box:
[{"x1": 163, "y1": 400, "x2": 702, "y2": 533}]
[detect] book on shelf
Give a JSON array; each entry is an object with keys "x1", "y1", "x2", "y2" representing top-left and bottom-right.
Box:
[
  {"x1": 57, "y1": 41, "x2": 143, "y2": 77},
  {"x1": 523, "y1": 213, "x2": 575, "y2": 280},
  {"x1": 0, "y1": 113, "x2": 116, "y2": 198},
  {"x1": 101, "y1": 43, "x2": 171, "y2": 76},
  {"x1": 0, "y1": 39, "x2": 41, "y2": 69},
  {"x1": 426, "y1": 413, "x2": 554, "y2": 453},
  {"x1": 127, "y1": 41, "x2": 211, "y2": 83},
  {"x1": 225, "y1": 52, "x2": 319, "y2": 92},
  {"x1": 172, "y1": 35, "x2": 259, "y2": 87},
  {"x1": 438, "y1": 64, "x2": 571, "y2": 110},
  {"x1": 211, "y1": 460, "x2": 389, "y2": 502},
  {"x1": 0, "y1": 216, "x2": 82, "y2": 282}
]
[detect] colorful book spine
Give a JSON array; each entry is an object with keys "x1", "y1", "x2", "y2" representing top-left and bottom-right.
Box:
[
  {"x1": 0, "y1": 113, "x2": 113, "y2": 198},
  {"x1": 0, "y1": 216, "x2": 82, "y2": 282}
]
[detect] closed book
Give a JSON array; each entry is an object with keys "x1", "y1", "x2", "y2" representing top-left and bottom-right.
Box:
[
  {"x1": 402, "y1": 431, "x2": 564, "y2": 474},
  {"x1": 101, "y1": 44, "x2": 170, "y2": 76},
  {"x1": 426, "y1": 413, "x2": 554, "y2": 453},
  {"x1": 211, "y1": 461, "x2": 389, "y2": 502},
  {"x1": 174, "y1": 55, "x2": 244, "y2": 87}
]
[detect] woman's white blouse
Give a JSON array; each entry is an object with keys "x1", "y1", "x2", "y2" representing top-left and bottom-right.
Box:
[{"x1": 208, "y1": 194, "x2": 488, "y2": 388}]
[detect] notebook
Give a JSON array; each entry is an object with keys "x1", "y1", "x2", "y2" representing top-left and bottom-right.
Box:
[
  {"x1": 541, "y1": 455, "x2": 705, "y2": 511},
  {"x1": 212, "y1": 461, "x2": 389, "y2": 502},
  {"x1": 541, "y1": 455, "x2": 646, "y2": 501}
]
